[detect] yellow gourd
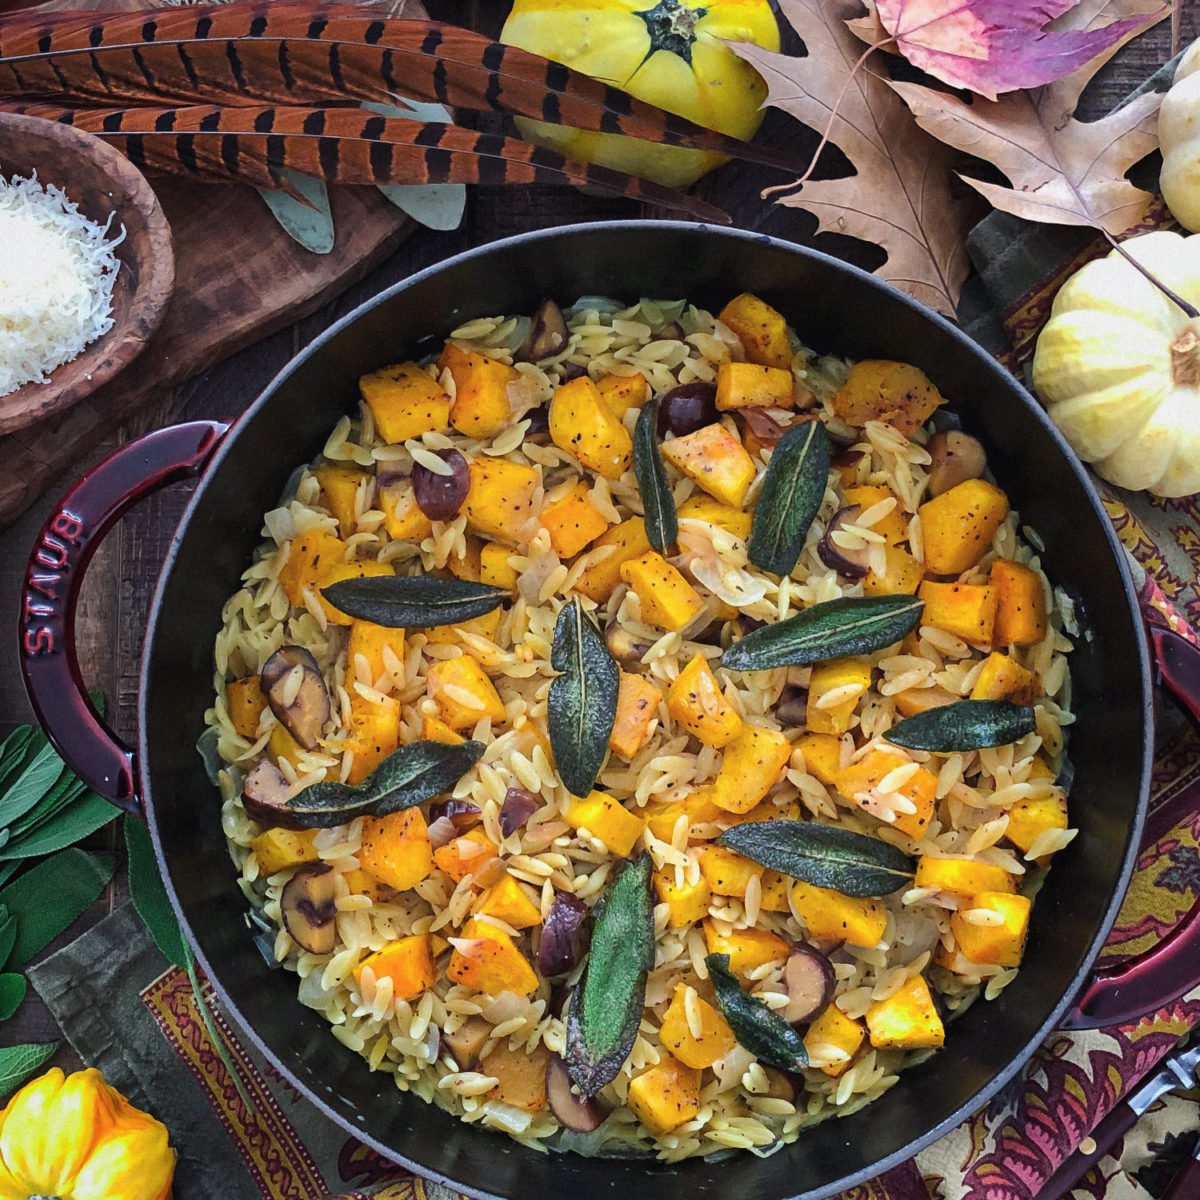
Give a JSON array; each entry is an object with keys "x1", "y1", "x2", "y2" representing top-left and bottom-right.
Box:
[
  {"x1": 1160, "y1": 38, "x2": 1200, "y2": 233},
  {"x1": 1031, "y1": 231, "x2": 1200, "y2": 497},
  {"x1": 500, "y1": 0, "x2": 780, "y2": 188}
]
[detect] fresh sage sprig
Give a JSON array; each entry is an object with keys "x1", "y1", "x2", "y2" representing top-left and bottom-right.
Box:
[
  {"x1": 566, "y1": 853, "x2": 654, "y2": 1097},
  {"x1": 748, "y1": 419, "x2": 831, "y2": 575},
  {"x1": 717, "y1": 821, "x2": 915, "y2": 898},
  {"x1": 722, "y1": 595, "x2": 925, "y2": 672},
  {"x1": 283, "y1": 739, "x2": 485, "y2": 828},
  {"x1": 633, "y1": 397, "x2": 678, "y2": 554},
  {"x1": 548, "y1": 599, "x2": 620, "y2": 798},
  {"x1": 885, "y1": 699, "x2": 1037, "y2": 752},
  {"x1": 0, "y1": 1042, "x2": 59, "y2": 1100},
  {"x1": 320, "y1": 574, "x2": 508, "y2": 628},
  {"x1": 706, "y1": 954, "x2": 808, "y2": 1070}
]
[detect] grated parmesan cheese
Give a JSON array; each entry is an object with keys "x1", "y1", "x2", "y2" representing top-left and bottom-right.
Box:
[{"x1": 0, "y1": 172, "x2": 124, "y2": 398}]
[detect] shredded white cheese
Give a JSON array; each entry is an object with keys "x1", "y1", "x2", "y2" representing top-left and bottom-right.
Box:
[{"x1": 0, "y1": 172, "x2": 124, "y2": 398}]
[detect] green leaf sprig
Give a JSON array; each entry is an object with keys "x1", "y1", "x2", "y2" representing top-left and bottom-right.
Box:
[
  {"x1": 706, "y1": 954, "x2": 808, "y2": 1071},
  {"x1": 319, "y1": 574, "x2": 508, "y2": 628},
  {"x1": 748, "y1": 419, "x2": 831, "y2": 575},
  {"x1": 633, "y1": 397, "x2": 678, "y2": 555},
  {"x1": 885, "y1": 699, "x2": 1037, "y2": 752}
]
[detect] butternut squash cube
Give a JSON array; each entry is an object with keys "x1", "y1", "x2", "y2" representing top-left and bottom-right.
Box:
[
  {"x1": 661, "y1": 423, "x2": 756, "y2": 508},
  {"x1": 426, "y1": 654, "x2": 506, "y2": 731},
  {"x1": 549, "y1": 375, "x2": 633, "y2": 480},
  {"x1": 572, "y1": 517, "x2": 652, "y2": 603},
  {"x1": 712, "y1": 725, "x2": 793, "y2": 813},
  {"x1": 971, "y1": 651, "x2": 1039, "y2": 703},
  {"x1": 422, "y1": 715, "x2": 466, "y2": 745},
  {"x1": 347, "y1": 621, "x2": 406, "y2": 690},
  {"x1": 447, "y1": 918, "x2": 538, "y2": 997},
  {"x1": 702, "y1": 921, "x2": 789, "y2": 978},
  {"x1": 315, "y1": 463, "x2": 370, "y2": 536},
  {"x1": 480, "y1": 542, "x2": 519, "y2": 590},
  {"x1": 718, "y1": 293, "x2": 794, "y2": 369},
  {"x1": 699, "y1": 845, "x2": 762, "y2": 897},
  {"x1": 991, "y1": 559, "x2": 1048, "y2": 647},
  {"x1": 866, "y1": 975, "x2": 945, "y2": 1050},
  {"x1": 540, "y1": 479, "x2": 611, "y2": 558},
  {"x1": 609, "y1": 671, "x2": 662, "y2": 759},
  {"x1": 836, "y1": 749, "x2": 937, "y2": 840},
  {"x1": 806, "y1": 658, "x2": 872, "y2": 736},
  {"x1": 659, "y1": 985, "x2": 736, "y2": 1068},
  {"x1": 463, "y1": 458, "x2": 541, "y2": 546},
  {"x1": 893, "y1": 686, "x2": 956, "y2": 717},
  {"x1": 433, "y1": 827, "x2": 500, "y2": 883},
  {"x1": 919, "y1": 581, "x2": 997, "y2": 646},
  {"x1": 951, "y1": 892, "x2": 1031, "y2": 967},
  {"x1": 1006, "y1": 792, "x2": 1069, "y2": 857},
  {"x1": 803, "y1": 1004, "x2": 865, "y2": 1077},
  {"x1": 918, "y1": 479, "x2": 1010, "y2": 575},
  {"x1": 668, "y1": 654, "x2": 743, "y2": 748},
  {"x1": 481, "y1": 1040, "x2": 550, "y2": 1113},
  {"x1": 760, "y1": 870, "x2": 792, "y2": 912},
  {"x1": 790, "y1": 880, "x2": 887, "y2": 947},
  {"x1": 359, "y1": 809, "x2": 433, "y2": 893},
  {"x1": 597, "y1": 370, "x2": 649, "y2": 420},
  {"x1": 843, "y1": 484, "x2": 908, "y2": 546},
  {"x1": 446, "y1": 535, "x2": 483, "y2": 583},
  {"x1": 564, "y1": 791, "x2": 645, "y2": 856},
  {"x1": 473, "y1": 874, "x2": 543, "y2": 929},
  {"x1": 627, "y1": 1055, "x2": 701, "y2": 1136},
  {"x1": 316, "y1": 560, "x2": 394, "y2": 627},
  {"x1": 343, "y1": 868, "x2": 398, "y2": 902},
  {"x1": 443, "y1": 1015, "x2": 492, "y2": 1069},
  {"x1": 379, "y1": 480, "x2": 434, "y2": 544},
  {"x1": 423, "y1": 609, "x2": 502, "y2": 649},
  {"x1": 354, "y1": 934, "x2": 436, "y2": 1002},
  {"x1": 360, "y1": 361, "x2": 450, "y2": 444},
  {"x1": 439, "y1": 344, "x2": 518, "y2": 439},
  {"x1": 676, "y1": 493, "x2": 753, "y2": 540},
  {"x1": 268, "y1": 722, "x2": 306, "y2": 773},
  {"x1": 653, "y1": 866, "x2": 711, "y2": 927},
  {"x1": 251, "y1": 827, "x2": 319, "y2": 876},
  {"x1": 915, "y1": 856, "x2": 1016, "y2": 899},
  {"x1": 716, "y1": 361, "x2": 794, "y2": 410},
  {"x1": 620, "y1": 551, "x2": 706, "y2": 632},
  {"x1": 279, "y1": 529, "x2": 346, "y2": 607},
  {"x1": 644, "y1": 787, "x2": 725, "y2": 842},
  {"x1": 862, "y1": 546, "x2": 923, "y2": 597},
  {"x1": 343, "y1": 692, "x2": 401, "y2": 784},
  {"x1": 794, "y1": 732, "x2": 843, "y2": 785},
  {"x1": 831, "y1": 360, "x2": 945, "y2": 436},
  {"x1": 226, "y1": 676, "x2": 266, "y2": 739}
]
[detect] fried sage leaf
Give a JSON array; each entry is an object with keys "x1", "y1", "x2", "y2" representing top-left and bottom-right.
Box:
[
  {"x1": 320, "y1": 574, "x2": 508, "y2": 628},
  {"x1": 748, "y1": 419, "x2": 831, "y2": 575},
  {"x1": 549, "y1": 599, "x2": 620, "y2": 798},
  {"x1": 721, "y1": 595, "x2": 924, "y2": 672},
  {"x1": 706, "y1": 953, "x2": 808, "y2": 1071},
  {"x1": 284, "y1": 739, "x2": 485, "y2": 828},
  {"x1": 566, "y1": 853, "x2": 654, "y2": 1097},
  {"x1": 717, "y1": 820, "x2": 915, "y2": 898},
  {"x1": 634, "y1": 397, "x2": 678, "y2": 554},
  {"x1": 885, "y1": 699, "x2": 1037, "y2": 752}
]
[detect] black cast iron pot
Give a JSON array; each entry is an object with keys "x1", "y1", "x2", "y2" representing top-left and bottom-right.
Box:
[{"x1": 20, "y1": 222, "x2": 1200, "y2": 1200}]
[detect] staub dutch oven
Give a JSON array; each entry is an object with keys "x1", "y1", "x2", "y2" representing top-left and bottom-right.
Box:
[{"x1": 20, "y1": 222, "x2": 1200, "y2": 1200}]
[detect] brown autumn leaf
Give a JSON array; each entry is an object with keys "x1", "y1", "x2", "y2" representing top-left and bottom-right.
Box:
[
  {"x1": 885, "y1": 0, "x2": 1168, "y2": 235},
  {"x1": 729, "y1": 0, "x2": 975, "y2": 318}
]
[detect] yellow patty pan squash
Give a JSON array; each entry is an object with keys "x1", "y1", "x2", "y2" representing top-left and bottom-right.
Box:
[
  {"x1": 0, "y1": 1068, "x2": 175, "y2": 1200},
  {"x1": 1160, "y1": 36, "x2": 1200, "y2": 232},
  {"x1": 500, "y1": 0, "x2": 780, "y2": 188},
  {"x1": 1032, "y1": 231, "x2": 1200, "y2": 497}
]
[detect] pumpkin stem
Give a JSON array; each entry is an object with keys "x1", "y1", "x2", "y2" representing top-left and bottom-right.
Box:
[
  {"x1": 1102, "y1": 230, "x2": 1200, "y2": 321},
  {"x1": 1172, "y1": 327, "x2": 1200, "y2": 388}
]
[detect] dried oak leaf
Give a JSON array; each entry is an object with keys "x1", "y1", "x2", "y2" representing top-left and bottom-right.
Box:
[
  {"x1": 889, "y1": 0, "x2": 1168, "y2": 235},
  {"x1": 730, "y1": 0, "x2": 974, "y2": 318}
]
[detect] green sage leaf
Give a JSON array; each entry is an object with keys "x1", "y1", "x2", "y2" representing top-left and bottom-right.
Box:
[
  {"x1": 0, "y1": 742, "x2": 65, "y2": 827},
  {"x1": 320, "y1": 574, "x2": 508, "y2": 628},
  {"x1": 0, "y1": 911, "x2": 15, "y2": 971},
  {"x1": 8, "y1": 774, "x2": 87, "y2": 840},
  {"x1": 722, "y1": 595, "x2": 925, "y2": 672},
  {"x1": 126, "y1": 816, "x2": 190, "y2": 969},
  {"x1": 0, "y1": 974, "x2": 26, "y2": 1020},
  {"x1": 0, "y1": 1042, "x2": 58, "y2": 1100},
  {"x1": 285, "y1": 738, "x2": 485, "y2": 828},
  {"x1": 0, "y1": 793, "x2": 117, "y2": 860},
  {"x1": 748, "y1": 419, "x2": 831, "y2": 574},
  {"x1": 566, "y1": 853, "x2": 654, "y2": 1097},
  {"x1": 885, "y1": 700, "x2": 1037, "y2": 752},
  {"x1": 633, "y1": 397, "x2": 677, "y2": 554},
  {"x1": 706, "y1": 953, "x2": 807, "y2": 1070},
  {"x1": 548, "y1": 599, "x2": 620, "y2": 798},
  {"x1": 717, "y1": 820, "x2": 915, "y2": 898}
]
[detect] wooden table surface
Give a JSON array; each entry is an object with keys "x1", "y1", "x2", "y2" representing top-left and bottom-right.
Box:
[{"x1": 0, "y1": 0, "x2": 1193, "y2": 1063}]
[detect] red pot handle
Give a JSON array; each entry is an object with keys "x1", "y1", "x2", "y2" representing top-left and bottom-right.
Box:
[
  {"x1": 18, "y1": 421, "x2": 229, "y2": 816},
  {"x1": 1062, "y1": 625, "x2": 1200, "y2": 1029}
]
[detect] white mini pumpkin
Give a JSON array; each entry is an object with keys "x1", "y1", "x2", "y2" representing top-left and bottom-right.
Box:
[
  {"x1": 1031, "y1": 230, "x2": 1200, "y2": 497},
  {"x1": 1160, "y1": 37, "x2": 1200, "y2": 233}
]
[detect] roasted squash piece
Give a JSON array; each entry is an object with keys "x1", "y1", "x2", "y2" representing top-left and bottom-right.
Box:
[
  {"x1": 862, "y1": 546, "x2": 924, "y2": 596},
  {"x1": 918, "y1": 479, "x2": 1009, "y2": 575},
  {"x1": 354, "y1": 934, "x2": 436, "y2": 1002},
  {"x1": 831, "y1": 360, "x2": 944, "y2": 436},
  {"x1": 1006, "y1": 791, "x2": 1069, "y2": 858},
  {"x1": 423, "y1": 609, "x2": 502, "y2": 650},
  {"x1": 794, "y1": 732, "x2": 843, "y2": 786},
  {"x1": 950, "y1": 892, "x2": 1031, "y2": 966},
  {"x1": 620, "y1": 551, "x2": 706, "y2": 632},
  {"x1": 597, "y1": 370, "x2": 650, "y2": 420},
  {"x1": 427, "y1": 654, "x2": 506, "y2": 731},
  {"x1": 359, "y1": 809, "x2": 433, "y2": 893},
  {"x1": 315, "y1": 463, "x2": 370, "y2": 536},
  {"x1": 279, "y1": 529, "x2": 346, "y2": 607},
  {"x1": 564, "y1": 792, "x2": 645, "y2": 856},
  {"x1": 915, "y1": 856, "x2": 1016, "y2": 898},
  {"x1": 226, "y1": 676, "x2": 267, "y2": 739},
  {"x1": 463, "y1": 458, "x2": 541, "y2": 546},
  {"x1": 806, "y1": 658, "x2": 872, "y2": 736},
  {"x1": 718, "y1": 293, "x2": 794, "y2": 369},
  {"x1": 659, "y1": 985, "x2": 736, "y2": 1069},
  {"x1": 473, "y1": 874, "x2": 543, "y2": 929},
  {"x1": 919, "y1": 581, "x2": 997, "y2": 646},
  {"x1": 836, "y1": 749, "x2": 937, "y2": 840},
  {"x1": 676, "y1": 493, "x2": 753, "y2": 540},
  {"x1": 447, "y1": 918, "x2": 538, "y2": 997},
  {"x1": 379, "y1": 479, "x2": 435, "y2": 544},
  {"x1": 480, "y1": 542, "x2": 519, "y2": 591},
  {"x1": 439, "y1": 343, "x2": 518, "y2": 439},
  {"x1": 540, "y1": 479, "x2": 611, "y2": 558},
  {"x1": 712, "y1": 725, "x2": 792, "y2": 813},
  {"x1": 803, "y1": 1004, "x2": 866, "y2": 1077},
  {"x1": 653, "y1": 865, "x2": 712, "y2": 927},
  {"x1": 251, "y1": 827, "x2": 319, "y2": 875},
  {"x1": 342, "y1": 691, "x2": 401, "y2": 784},
  {"x1": 481, "y1": 1039, "x2": 551, "y2": 1112},
  {"x1": 347, "y1": 621, "x2": 406, "y2": 689},
  {"x1": 668, "y1": 654, "x2": 742, "y2": 748},
  {"x1": 699, "y1": 845, "x2": 762, "y2": 897},
  {"x1": 360, "y1": 361, "x2": 451, "y2": 444},
  {"x1": 627, "y1": 1055, "x2": 701, "y2": 1136},
  {"x1": 991, "y1": 559, "x2": 1048, "y2": 647},
  {"x1": 701, "y1": 920, "x2": 789, "y2": 978},
  {"x1": 609, "y1": 671, "x2": 662, "y2": 759},
  {"x1": 716, "y1": 361, "x2": 794, "y2": 410},
  {"x1": 549, "y1": 375, "x2": 633, "y2": 480},
  {"x1": 843, "y1": 484, "x2": 908, "y2": 546},
  {"x1": 865, "y1": 975, "x2": 945, "y2": 1049},
  {"x1": 421, "y1": 715, "x2": 466, "y2": 745},
  {"x1": 572, "y1": 517, "x2": 652, "y2": 603},
  {"x1": 971, "y1": 651, "x2": 1039, "y2": 703},
  {"x1": 661, "y1": 422, "x2": 756, "y2": 508},
  {"x1": 434, "y1": 827, "x2": 500, "y2": 883},
  {"x1": 790, "y1": 880, "x2": 887, "y2": 946}
]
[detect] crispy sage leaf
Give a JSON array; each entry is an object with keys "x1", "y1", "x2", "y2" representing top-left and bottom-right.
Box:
[
  {"x1": 722, "y1": 595, "x2": 924, "y2": 672},
  {"x1": 717, "y1": 820, "x2": 915, "y2": 898},
  {"x1": 284, "y1": 739, "x2": 485, "y2": 828},
  {"x1": 748, "y1": 419, "x2": 831, "y2": 574},
  {"x1": 548, "y1": 599, "x2": 620, "y2": 798},
  {"x1": 320, "y1": 575, "x2": 508, "y2": 628},
  {"x1": 706, "y1": 954, "x2": 808, "y2": 1070},
  {"x1": 885, "y1": 699, "x2": 1037, "y2": 751},
  {"x1": 566, "y1": 853, "x2": 654, "y2": 1097},
  {"x1": 634, "y1": 397, "x2": 678, "y2": 554}
]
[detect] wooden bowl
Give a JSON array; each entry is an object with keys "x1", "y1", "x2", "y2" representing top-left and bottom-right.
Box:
[{"x1": 0, "y1": 111, "x2": 174, "y2": 434}]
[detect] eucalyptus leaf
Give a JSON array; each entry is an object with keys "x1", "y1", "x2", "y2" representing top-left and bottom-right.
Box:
[
  {"x1": 0, "y1": 974, "x2": 26, "y2": 1020},
  {"x1": 320, "y1": 574, "x2": 508, "y2": 629},
  {"x1": 706, "y1": 954, "x2": 808, "y2": 1070},
  {"x1": 748, "y1": 419, "x2": 831, "y2": 574},
  {"x1": 0, "y1": 742, "x2": 65, "y2": 827},
  {"x1": 0, "y1": 1042, "x2": 58, "y2": 1100},
  {"x1": 257, "y1": 170, "x2": 335, "y2": 254},
  {"x1": 284, "y1": 739, "x2": 485, "y2": 828},
  {"x1": 722, "y1": 595, "x2": 925, "y2": 672},
  {"x1": 366, "y1": 100, "x2": 467, "y2": 230},
  {"x1": 717, "y1": 820, "x2": 915, "y2": 898},
  {"x1": 548, "y1": 599, "x2": 620, "y2": 798},
  {"x1": 0, "y1": 794, "x2": 117, "y2": 860},
  {"x1": 633, "y1": 397, "x2": 677, "y2": 554},
  {"x1": 566, "y1": 854, "x2": 654, "y2": 1097},
  {"x1": 127, "y1": 816, "x2": 190, "y2": 969},
  {"x1": 885, "y1": 700, "x2": 1037, "y2": 752}
]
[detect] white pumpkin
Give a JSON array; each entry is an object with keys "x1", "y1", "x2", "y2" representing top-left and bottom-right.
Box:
[
  {"x1": 1031, "y1": 230, "x2": 1200, "y2": 497},
  {"x1": 1160, "y1": 37, "x2": 1200, "y2": 233}
]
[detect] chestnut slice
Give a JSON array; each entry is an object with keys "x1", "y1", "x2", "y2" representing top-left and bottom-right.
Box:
[
  {"x1": 412, "y1": 448, "x2": 471, "y2": 522},
  {"x1": 927, "y1": 431, "x2": 986, "y2": 497},
  {"x1": 760, "y1": 1067, "x2": 797, "y2": 1103},
  {"x1": 242, "y1": 760, "x2": 301, "y2": 829},
  {"x1": 546, "y1": 1052, "x2": 607, "y2": 1132},
  {"x1": 429, "y1": 798, "x2": 482, "y2": 832},
  {"x1": 500, "y1": 786, "x2": 540, "y2": 837},
  {"x1": 261, "y1": 646, "x2": 331, "y2": 750},
  {"x1": 527, "y1": 298, "x2": 569, "y2": 361},
  {"x1": 740, "y1": 406, "x2": 788, "y2": 452},
  {"x1": 444, "y1": 1014, "x2": 493, "y2": 1069},
  {"x1": 780, "y1": 945, "x2": 836, "y2": 1025},
  {"x1": 605, "y1": 623, "x2": 653, "y2": 665},
  {"x1": 537, "y1": 892, "x2": 589, "y2": 978},
  {"x1": 280, "y1": 862, "x2": 338, "y2": 955},
  {"x1": 524, "y1": 405, "x2": 552, "y2": 444},
  {"x1": 775, "y1": 683, "x2": 809, "y2": 729},
  {"x1": 658, "y1": 381, "x2": 719, "y2": 437},
  {"x1": 816, "y1": 505, "x2": 871, "y2": 580}
]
